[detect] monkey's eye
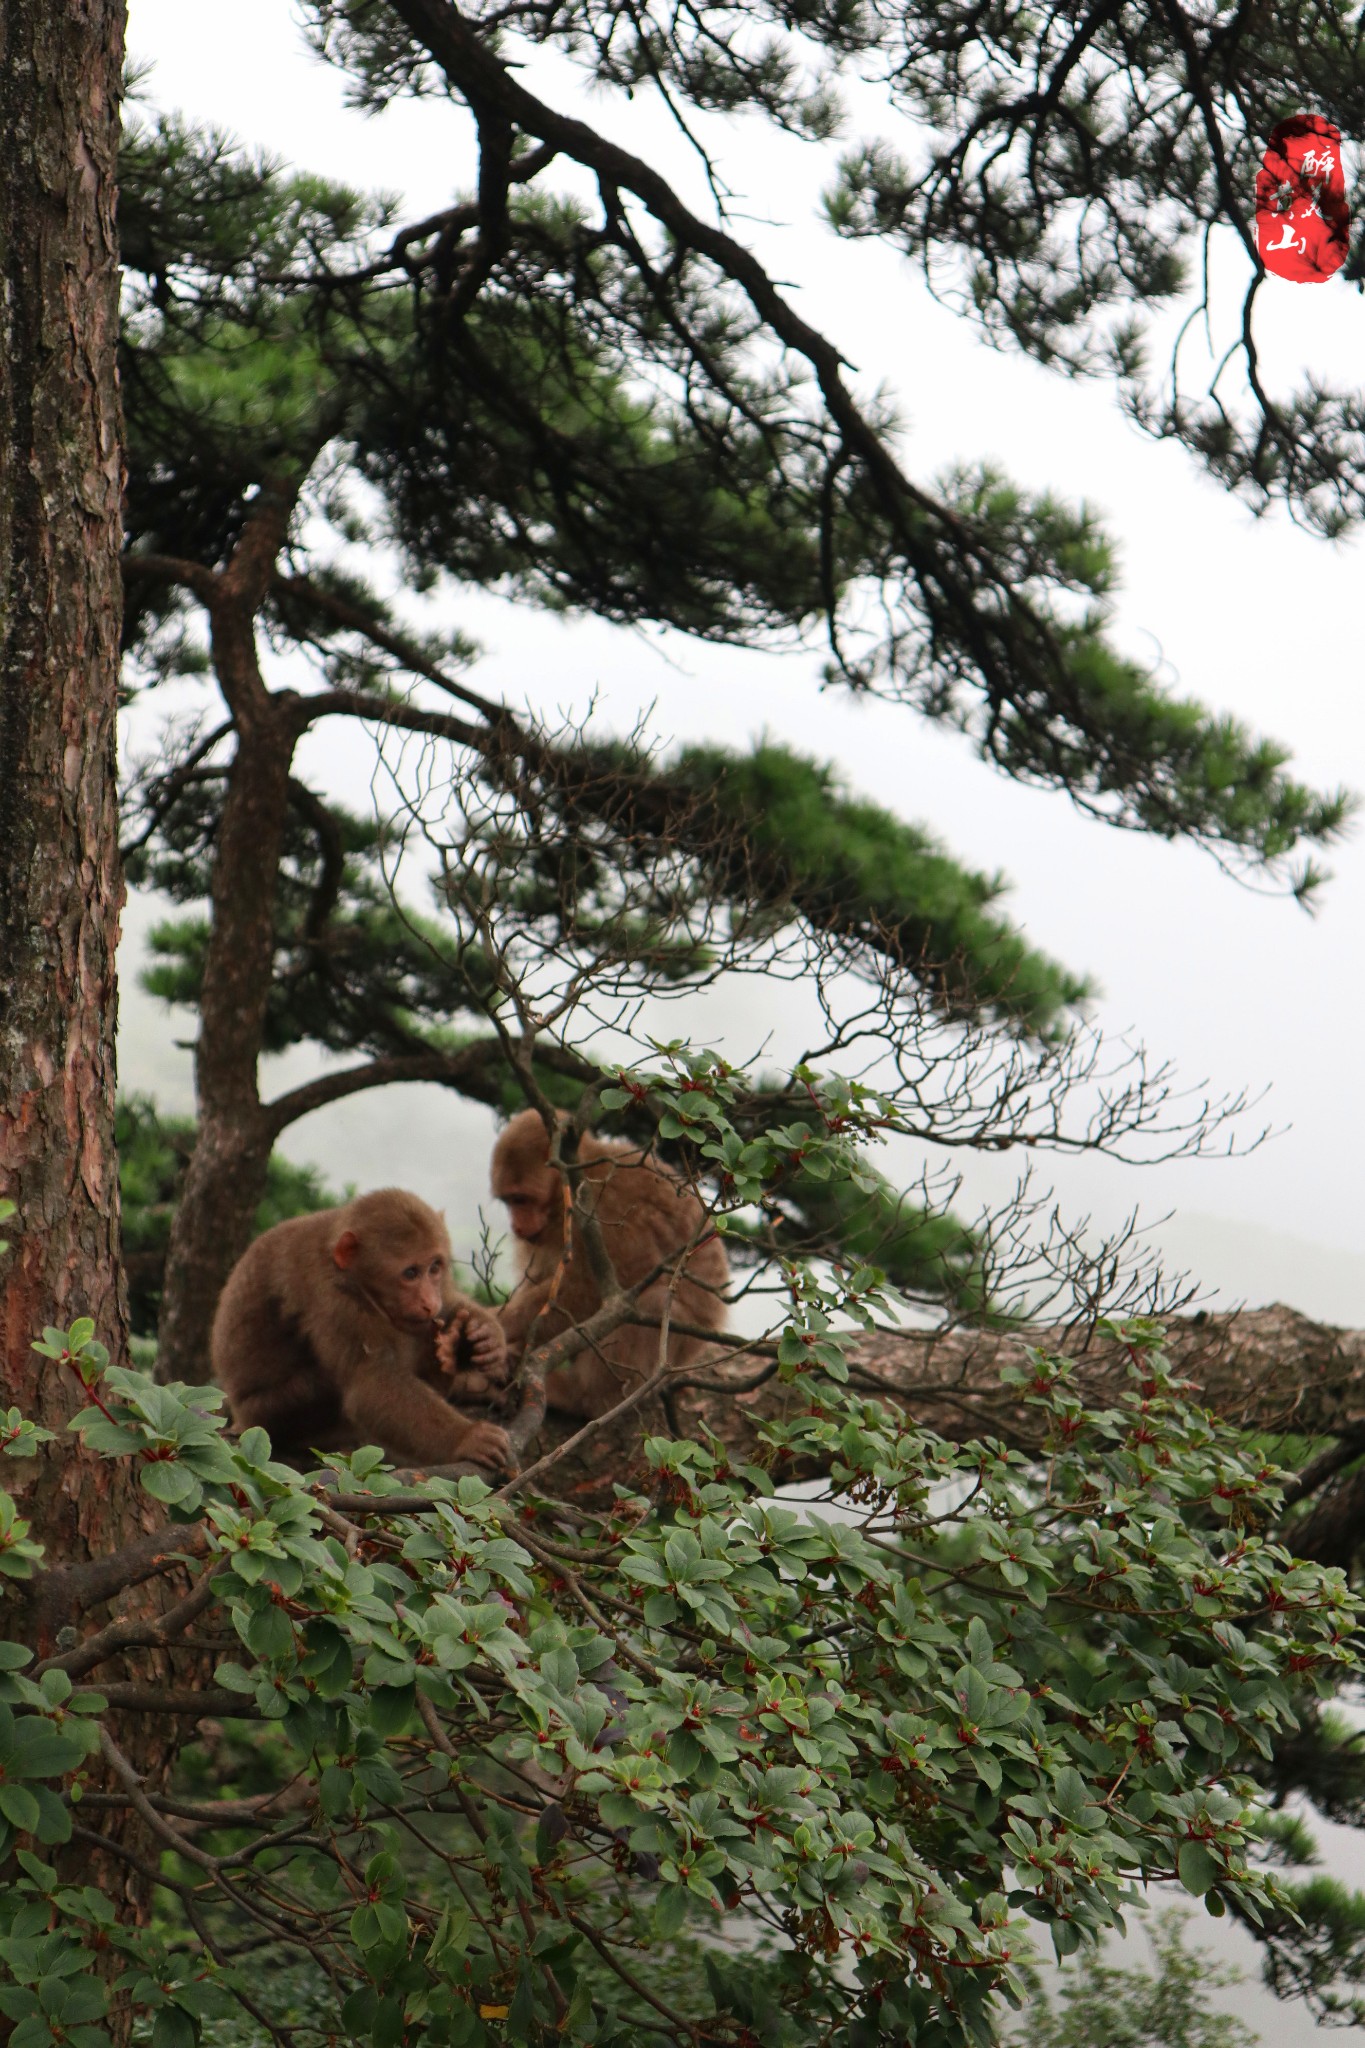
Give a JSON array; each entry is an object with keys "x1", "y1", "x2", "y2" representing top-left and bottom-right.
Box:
[{"x1": 401, "y1": 1264, "x2": 421, "y2": 1282}]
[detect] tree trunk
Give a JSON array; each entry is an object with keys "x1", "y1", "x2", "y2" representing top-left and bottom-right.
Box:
[
  {"x1": 0, "y1": 0, "x2": 129, "y2": 1529},
  {"x1": 837, "y1": 1304, "x2": 1365, "y2": 1447},
  {"x1": 0, "y1": 0, "x2": 188, "y2": 1954},
  {"x1": 155, "y1": 691, "x2": 299, "y2": 1383},
  {"x1": 155, "y1": 1103, "x2": 275, "y2": 1383}
]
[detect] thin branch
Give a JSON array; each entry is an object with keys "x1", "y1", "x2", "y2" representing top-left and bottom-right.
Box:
[
  {"x1": 275, "y1": 570, "x2": 509, "y2": 725},
  {"x1": 28, "y1": 1521, "x2": 210, "y2": 1640},
  {"x1": 34, "y1": 1561, "x2": 223, "y2": 1680},
  {"x1": 496, "y1": 1349, "x2": 685, "y2": 1499},
  {"x1": 295, "y1": 684, "x2": 489, "y2": 754},
  {"x1": 75, "y1": 1684, "x2": 262, "y2": 1716},
  {"x1": 98, "y1": 1726, "x2": 224, "y2": 1873}
]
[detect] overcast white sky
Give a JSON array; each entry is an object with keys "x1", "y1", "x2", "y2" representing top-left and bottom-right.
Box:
[{"x1": 120, "y1": 0, "x2": 1365, "y2": 1333}]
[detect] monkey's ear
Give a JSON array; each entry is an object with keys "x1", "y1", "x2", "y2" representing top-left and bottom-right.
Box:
[{"x1": 332, "y1": 1230, "x2": 361, "y2": 1271}]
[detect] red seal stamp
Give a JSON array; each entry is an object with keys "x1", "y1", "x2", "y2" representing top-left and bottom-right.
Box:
[{"x1": 1255, "y1": 114, "x2": 1349, "y2": 283}]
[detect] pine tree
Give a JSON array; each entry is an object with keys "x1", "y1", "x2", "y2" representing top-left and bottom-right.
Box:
[{"x1": 118, "y1": 33, "x2": 1348, "y2": 1377}]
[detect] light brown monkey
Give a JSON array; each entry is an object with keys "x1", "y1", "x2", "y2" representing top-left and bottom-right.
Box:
[
  {"x1": 464, "y1": 1109, "x2": 729, "y2": 1420},
  {"x1": 210, "y1": 1188, "x2": 511, "y2": 1469}
]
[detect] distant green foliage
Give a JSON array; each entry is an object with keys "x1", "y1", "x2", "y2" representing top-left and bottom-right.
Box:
[
  {"x1": 123, "y1": 778, "x2": 502, "y2": 1062},
  {"x1": 127, "y1": 722, "x2": 1086, "y2": 1052},
  {"x1": 1255, "y1": 1869, "x2": 1365, "y2": 2027},
  {"x1": 738, "y1": 1150, "x2": 986, "y2": 1308},
  {"x1": 1014, "y1": 1909, "x2": 1257, "y2": 2048}
]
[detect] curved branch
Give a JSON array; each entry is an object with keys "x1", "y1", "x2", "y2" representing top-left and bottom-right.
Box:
[
  {"x1": 1286, "y1": 1465, "x2": 1365, "y2": 1568},
  {"x1": 34, "y1": 1562, "x2": 223, "y2": 1681},
  {"x1": 1155, "y1": 0, "x2": 1262, "y2": 273},
  {"x1": 260, "y1": 1047, "x2": 511, "y2": 1137},
  {"x1": 295, "y1": 684, "x2": 491, "y2": 755},
  {"x1": 122, "y1": 549, "x2": 222, "y2": 606},
  {"x1": 260, "y1": 143, "x2": 558, "y2": 289},
  {"x1": 120, "y1": 721, "x2": 234, "y2": 860},
  {"x1": 75, "y1": 1683, "x2": 253, "y2": 1716},
  {"x1": 381, "y1": 0, "x2": 1007, "y2": 679},
  {"x1": 27, "y1": 1520, "x2": 211, "y2": 1644},
  {"x1": 259, "y1": 1032, "x2": 597, "y2": 1139}
]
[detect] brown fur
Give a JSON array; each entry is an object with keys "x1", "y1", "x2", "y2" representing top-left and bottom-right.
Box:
[
  {"x1": 483, "y1": 1109, "x2": 729, "y2": 1420},
  {"x1": 210, "y1": 1188, "x2": 510, "y2": 1469}
]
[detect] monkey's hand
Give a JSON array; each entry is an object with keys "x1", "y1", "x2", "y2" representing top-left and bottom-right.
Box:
[
  {"x1": 457, "y1": 1420, "x2": 514, "y2": 1473},
  {"x1": 437, "y1": 1310, "x2": 510, "y2": 1382},
  {"x1": 464, "y1": 1310, "x2": 508, "y2": 1376}
]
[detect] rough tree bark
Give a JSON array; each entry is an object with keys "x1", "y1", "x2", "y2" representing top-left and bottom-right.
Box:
[
  {"x1": 836, "y1": 1305, "x2": 1365, "y2": 1447},
  {"x1": 0, "y1": 0, "x2": 184, "y2": 1949},
  {"x1": 0, "y1": 0, "x2": 129, "y2": 1559}
]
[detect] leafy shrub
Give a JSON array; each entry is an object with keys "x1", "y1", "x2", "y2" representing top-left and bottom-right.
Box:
[{"x1": 0, "y1": 1296, "x2": 1356, "y2": 2047}]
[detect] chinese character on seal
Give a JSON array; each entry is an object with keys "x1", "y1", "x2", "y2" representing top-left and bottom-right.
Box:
[{"x1": 1255, "y1": 114, "x2": 1349, "y2": 282}]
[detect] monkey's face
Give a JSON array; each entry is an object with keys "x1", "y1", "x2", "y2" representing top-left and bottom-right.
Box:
[
  {"x1": 384, "y1": 1246, "x2": 448, "y2": 1327},
  {"x1": 498, "y1": 1180, "x2": 555, "y2": 1244},
  {"x1": 332, "y1": 1208, "x2": 453, "y2": 1327}
]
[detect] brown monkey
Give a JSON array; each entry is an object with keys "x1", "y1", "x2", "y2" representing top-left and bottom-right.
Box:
[
  {"x1": 464, "y1": 1109, "x2": 729, "y2": 1420},
  {"x1": 210, "y1": 1188, "x2": 511, "y2": 1470}
]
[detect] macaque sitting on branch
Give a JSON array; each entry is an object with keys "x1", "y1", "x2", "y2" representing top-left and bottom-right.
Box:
[
  {"x1": 210, "y1": 1188, "x2": 511, "y2": 1470},
  {"x1": 454, "y1": 1108, "x2": 729, "y2": 1421}
]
